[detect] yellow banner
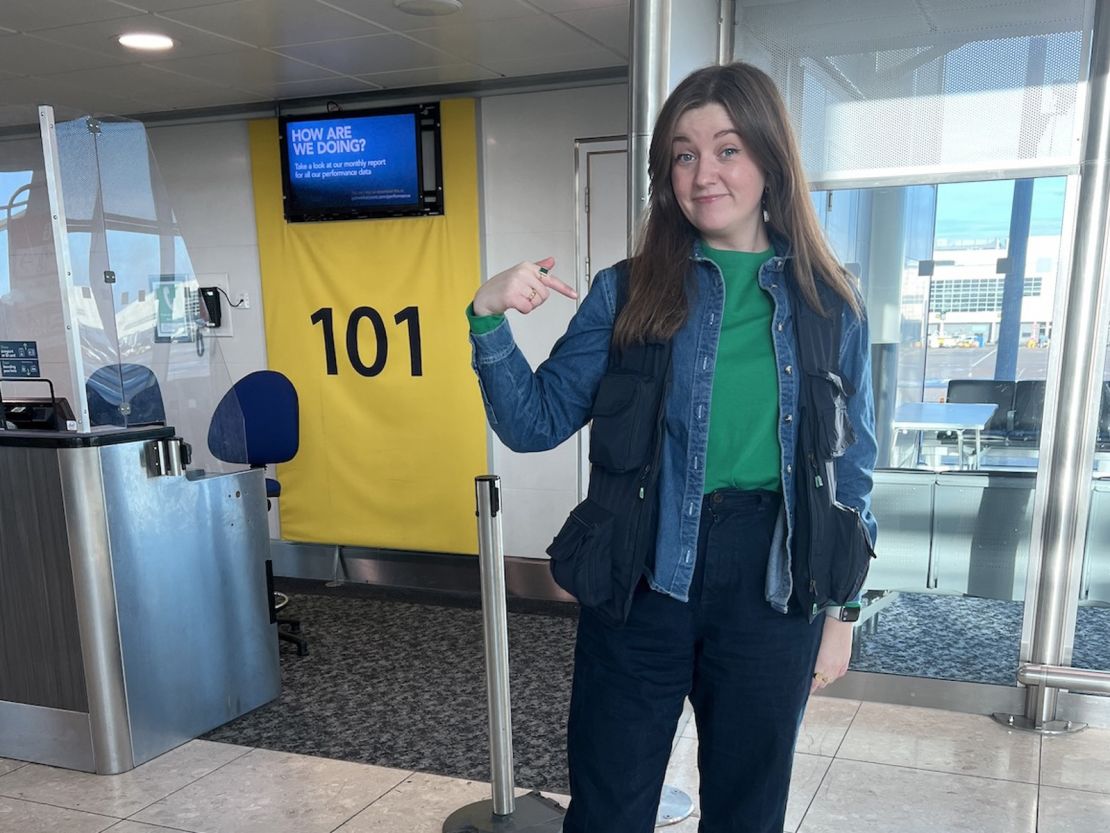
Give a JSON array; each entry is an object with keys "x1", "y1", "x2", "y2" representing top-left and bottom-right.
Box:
[{"x1": 248, "y1": 100, "x2": 485, "y2": 553}]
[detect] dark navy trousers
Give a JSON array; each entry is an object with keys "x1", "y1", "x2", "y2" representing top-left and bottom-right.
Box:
[{"x1": 562, "y1": 489, "x2": 824, "y2": 833}]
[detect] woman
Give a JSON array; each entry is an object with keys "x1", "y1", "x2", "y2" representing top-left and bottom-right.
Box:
[{"x1": 466, "y1": 62, "x2": 877, "y2": 833}]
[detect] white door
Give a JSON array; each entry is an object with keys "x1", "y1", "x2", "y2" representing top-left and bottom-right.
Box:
[{"x1": 575, "y1": 137, "x2": 628, "y2": 501}]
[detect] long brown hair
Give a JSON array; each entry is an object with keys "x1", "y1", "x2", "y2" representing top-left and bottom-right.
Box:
[{"x1": 614, "y1": 62, "x2": 862, "y2": 348}]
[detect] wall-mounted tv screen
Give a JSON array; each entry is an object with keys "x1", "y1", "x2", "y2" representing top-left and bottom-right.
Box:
[{"x1": 278, "y1": 102, "x2": 444, "y2": 223}]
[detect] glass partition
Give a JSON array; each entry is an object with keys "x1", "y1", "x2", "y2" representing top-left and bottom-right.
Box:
[
  {"x1": 814, "y1": 176, "x2": 1068, "y2": 685},
  {"x1": 1, "y1": 110, "x2": 244, "y2": 475},
  {"x1": 819, "y1": 177, "x2": 1067, "y2": 475},
  {"x1": 1071, "y1": 295, "x2": 1110, "y2": 677},
  {"x1": 0, "y1": 131, "x2": 78, "y2": 426}
]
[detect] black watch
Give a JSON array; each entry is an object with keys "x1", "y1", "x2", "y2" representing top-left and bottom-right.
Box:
[{"x1": 837, "y1": 604, "x2": 861, "y2": 622}]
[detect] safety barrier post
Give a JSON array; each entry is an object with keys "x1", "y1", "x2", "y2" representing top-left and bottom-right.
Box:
[{"x1": 442, "y1": 475, "x2": 565, "y2": 832}]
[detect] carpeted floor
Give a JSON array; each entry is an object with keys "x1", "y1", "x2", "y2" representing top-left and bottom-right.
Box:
[
  {"x1": 204, "y1": 587, "x2": 1110, "y2": 793},
  {"x1": 851, "y1": 592, "x2": 1110, "y2": 685},
  {"x1": 203, "y1": 590, "x2": 578, "y2": 793}
]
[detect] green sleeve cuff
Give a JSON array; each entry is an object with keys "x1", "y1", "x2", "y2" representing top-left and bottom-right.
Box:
[{"x1": 466, "y1": 302, "x2": 505, "y2": 335}]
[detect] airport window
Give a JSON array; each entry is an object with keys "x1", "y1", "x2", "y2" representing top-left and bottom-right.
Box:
[
  {"x1": 0, "y1": 170, "x2": 33, "y2": 297},
  {"x1": 819, "y1": 176, "x2": 1066, "y2": 473}
]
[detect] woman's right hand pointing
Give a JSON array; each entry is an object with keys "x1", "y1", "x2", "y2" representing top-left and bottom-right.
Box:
[{"x1": 472, "y1": 256, "x2": 579, "y2": 316}]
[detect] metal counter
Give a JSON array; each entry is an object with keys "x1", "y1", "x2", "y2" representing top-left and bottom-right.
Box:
[{"x1": 0, "y1": 427, "x2": 280, "y2": 774}]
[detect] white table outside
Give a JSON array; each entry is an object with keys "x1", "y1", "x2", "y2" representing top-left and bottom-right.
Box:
[{"x1": 892, "y1": 402, "x2": 999, "y2": 470}]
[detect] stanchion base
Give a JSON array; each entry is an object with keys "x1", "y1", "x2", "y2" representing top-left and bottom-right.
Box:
[
  {"x1": 992, "y1": 713, "x2": 1088, "y2": 735},
  {"x1": 443, "y1": 791, "x2": 565, "y2": 832},
  {"x1": 656, "y1": 785, "x2": 695, "y2": 827}
]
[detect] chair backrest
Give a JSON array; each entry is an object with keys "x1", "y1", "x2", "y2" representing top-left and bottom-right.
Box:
[
  {"x1": 1011, "y1": 380, "x2": 1047, "y2": 435},
  {"x1": 208, "y1": 370, "x2": 299, "y2": 466},
  {"x1": 945, "y1": 379, "x2": 1016, "y2": 433},
  {"x1": 86, "y1": 363, "x2": 165, "y2": 427}
]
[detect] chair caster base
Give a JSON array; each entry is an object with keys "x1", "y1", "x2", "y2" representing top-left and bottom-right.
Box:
[{"x1": 278, "y1": 627, "x2": 309, "y2": 656}]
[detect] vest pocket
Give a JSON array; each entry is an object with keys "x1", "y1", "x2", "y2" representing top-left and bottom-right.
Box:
[
  {"x1": 810, "y1": 371, "x2": 855, "y2": 459},
  {"x1": 546, "y1": 498, "x2": 615, "y2": 609},
  {"x1": 825, "y1": 502, "x2": 876, "y2": 602},
  {"x1": 588, "y1": 371, "x2": 655, "y2": 473}
]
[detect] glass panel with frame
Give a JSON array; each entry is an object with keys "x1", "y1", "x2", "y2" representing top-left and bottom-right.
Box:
[
  {"x1": 814, "y1": 175, "x2": 1067, "y2": 685},
  {"x1": 1072, "y1": 333, "x2": 1110, "y2": 675},
  {"x1": 0, "y1": 134, "x2": 76, "y2": 428},
  {"x1": 73, "y1": 114, "x2": 245, "y2": 473}
]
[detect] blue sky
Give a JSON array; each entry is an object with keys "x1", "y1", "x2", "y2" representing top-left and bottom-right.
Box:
[{"x1": 935, "y1": 177, "x2": 1066, "y2": 239}]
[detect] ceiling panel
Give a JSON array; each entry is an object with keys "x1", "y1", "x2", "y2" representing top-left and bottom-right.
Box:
[
  {"x1": 145, "y1": 49, "x2": 347, "y2": 89},
  {"x1": 0, "y1": 75, "x2": 144, "y2": 114},
  {"x1": 0, "y1": 33, "x2": 133, "y2": 76},
  {"x1": 323, "y1": 0, "x2": 539, "y2": 32},
  {"x1": 28, "y1": 13, "x2": 252, "y2": 60},
  {"x1": 272, "y1": 75, "x2": 382, "y2": 99},
  {"x1": 36, "y1": 64, "x2": 262, "y2": 111},
  {"x1": 162, "y1": 0, "x2": 388, "y2": 48},
  {"x1": 485, "y1": 47, "x2": 623, "y2": 77},
  {"x1": 0, "y1": 0, "x2": 633, "y2": 129},
  {"x1": 273, "y1": 32, "x2": 454, "y2": 75},
  {"x1": 555, "y1": 4, "x2": 629, "y2": 58},
  {"x1": 357, "y1": 63, "x2": 500, "y2": 89},
  {"x1": 110, "y1": 0, "x2": 241, "y2": 11},
  {"x1": 525, "y1": 0, "x2": 626, "y2": 11},
  {"x1": 405, "y1": 15, "x2": 618, "y2": 64},
  {"x1": 0, "y1": 0, "x2": 141, "y2": 32}
]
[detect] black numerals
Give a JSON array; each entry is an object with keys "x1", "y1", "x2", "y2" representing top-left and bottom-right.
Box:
[
  {"x1": 311, "y1": 306, "x2": 423, "y2": 377},
  {"x1": 347, "y1": 307, "x2": 387, "y2": 377},
  {"x1": 394, "y1": 306, "x2": 423, "y2": 376},
  {"x1": 309, "y1": 307, "x2": 338, "y2": 375}
]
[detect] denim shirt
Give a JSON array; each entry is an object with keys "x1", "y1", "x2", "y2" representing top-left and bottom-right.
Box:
[{"x1": 469, "y1": 245, "x2": 878, "y2": 614}]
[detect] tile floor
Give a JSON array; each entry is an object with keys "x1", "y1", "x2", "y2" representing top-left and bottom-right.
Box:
[{"x1": 1, "y1": 698, "x2": 1108, "y2": 832}]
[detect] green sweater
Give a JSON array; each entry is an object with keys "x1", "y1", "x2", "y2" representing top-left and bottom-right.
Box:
[
  {"x1": 701, "y1": 245, "x2": 781, "y2": 493},
  {"x1": 465, "y1": 246, "x2": 781, "y2": 492}
]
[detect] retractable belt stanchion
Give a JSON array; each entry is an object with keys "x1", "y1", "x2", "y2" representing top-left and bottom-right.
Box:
[{"x1": 443, "y1": 475, "x2": 566, "y2": 833}]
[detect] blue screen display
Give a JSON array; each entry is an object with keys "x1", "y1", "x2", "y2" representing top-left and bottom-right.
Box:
[{"x1": 284, "y1": 112, "x2": 420, "y2": 212}]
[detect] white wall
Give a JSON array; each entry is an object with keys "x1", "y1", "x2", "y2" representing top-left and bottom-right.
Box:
[
  {"x1": 147, "y1": 120, "x2": 268, "y2": 384},
  {"x1": 668, "y1": 0, "x2": 725, "y2": 91},
  {"x1": 479, "y1": 83, "x2": 628, "y2": 558}
]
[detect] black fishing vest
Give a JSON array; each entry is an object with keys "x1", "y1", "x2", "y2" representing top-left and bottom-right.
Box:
[
  {"x1": 546, "y1": 259, "x2": 873, "y2": 624},
  {"x1": 546, "y1": 264, "x2": 671, "y2": 626},
  {"x1": 787, "y1": 272, "x2": 876, "y2": 618}
]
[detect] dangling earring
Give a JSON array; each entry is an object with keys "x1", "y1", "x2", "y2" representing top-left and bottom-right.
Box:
[{"x1": 761, "y1": 187, "x2": 770, "y2": 223}]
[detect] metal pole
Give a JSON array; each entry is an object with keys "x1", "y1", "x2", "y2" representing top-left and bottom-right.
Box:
[
  {"x1": 628, "y1": 0, "x2": 670, "y2": 248},
  {"x1": 1018, "y1": 663, "x2": 1110, "y2": 696},
  {"x1": 38, "y1": 105, "x2": 89, "y2": 433},
  {"x1": 475, "y1": 475, "x2": 514, "y2": 816},
  {"x1": 443, "y1": 477, "x2": 565, "y2": 833},
  {"x1": 994, "y1": 0, "x2": 1110, "y2": 735},
  {"x1": 625, "y1": 4, "x2": 702, "y2": 825},
  {"x1": 717, "y1": 0, "x2": 735, "y2": 65}
]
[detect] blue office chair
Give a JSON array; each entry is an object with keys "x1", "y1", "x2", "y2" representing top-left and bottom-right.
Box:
[
  {"x1": 208, "y1": 370, "x2": 307, "y2": 655},
  {"x1": 208, "y1": 369, "x2": 298, "y2": 500},
  {"x1": 87, "y1": 363, "x2": 165, "y2": 427}
]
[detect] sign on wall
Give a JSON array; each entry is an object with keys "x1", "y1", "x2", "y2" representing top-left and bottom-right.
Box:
[{"x1": 248, "y1": 100, "x2": 486, "y2": 554}]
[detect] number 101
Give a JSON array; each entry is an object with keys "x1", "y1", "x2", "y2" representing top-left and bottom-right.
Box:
[{"x1": 310, "y1": 306, "x2": 423, "y2": 377}]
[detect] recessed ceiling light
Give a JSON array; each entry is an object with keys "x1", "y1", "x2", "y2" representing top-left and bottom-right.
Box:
[
  {"x1": 394, "y1": 0, "x2": 463, "y2": 16},
  {"x1": 117, "y1": 32, "x2": 175, "y2": 51}
]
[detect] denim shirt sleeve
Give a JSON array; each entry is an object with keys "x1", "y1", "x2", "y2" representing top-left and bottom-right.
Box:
[
  {"x1": 468, "y1": 270, "x2": 617, "y2": 452},
  {"x1": 835, "y1": 307, "x2": 879, "y2": 547}
]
